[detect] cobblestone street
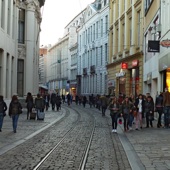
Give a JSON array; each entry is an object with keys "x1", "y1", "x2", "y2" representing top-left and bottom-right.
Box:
[{"x1": 0, "y1": 102, "x2": 170, "y2": 170}]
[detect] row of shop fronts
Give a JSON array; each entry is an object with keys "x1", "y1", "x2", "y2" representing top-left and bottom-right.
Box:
[
  {"x1": 106, "y1": 50, "x2": 170, "y2": 99},
  {"x1": 107, "y1": 53, "x2": 143, "y2": 98}
]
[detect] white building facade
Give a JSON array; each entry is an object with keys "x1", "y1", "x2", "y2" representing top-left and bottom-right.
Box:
[
  {"x1": 0, "y1": 0, "x2": 45, "y2": 98},
  {"x1": 77, "y1": 0, "x2": 109, "y2": 96},
  {"x1": 47, "y1": 11, "x2": 84, "y2": 95}
]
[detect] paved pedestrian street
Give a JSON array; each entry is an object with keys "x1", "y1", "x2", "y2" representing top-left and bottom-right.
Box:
[{"x1": 0, "y1": 102, "x2": 170, "y2": 170}]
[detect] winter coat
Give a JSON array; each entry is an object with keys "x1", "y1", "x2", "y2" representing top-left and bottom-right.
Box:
[
  {"x1": 109, "y1": 103, "x2": 120, "y2": 116},
  {"x1": 163, "y1": 91, "x2": 170, "y2": 107},
  {"x1": 121, "y1": 101, "x2": 134, "y2": 115},
  {"x1": 0, "y1": 101, "x2": 7, "y2": 113},
  {"x1": 9, "y1": 100, "x2": 22, "y2": 116}
]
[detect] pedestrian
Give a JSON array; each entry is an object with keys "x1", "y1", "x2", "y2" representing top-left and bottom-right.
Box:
[
  {"x1": 109, "y1": 97, "x2": 120, "y2": 133},
  {"x1": 83, "y1": 96, "x2": 87, "y2": 108},
  {"x1": 62, "y1": 94, "x2": 65, "y2": 104},
  {"x1": 50, "y1": 92, "x2": 56, "y2": 111},
  {"x1": 67, "y1": 93, "x2": 71, "y2": 106},
  {"x1": 145, "y1": 96, "x2": 154, "y2": 128},
  {"x1": 155, "y1": 92, "x2": 163, "y2": 128},
  {"x1": 0, "y1": 95, "x2": 7, "y2": 132},
  {"x1": 8, "y1": 95, "x2": 22, "y2": 133},
  {"x1": 163, "y1": 87, "x2": 170, "y2": 128},
  {"x1": 121, "y1": 97, "x2": 134, "y2": 132},
  {"x1": 35, "y1": 94, "x2": 45, "y2": 119},
  {"x1": 43, "y1": 93, "x2": 50, "y2": 111},
  {"x1": 100, "y1": 94, "x2": 108, "y2": 116},
  {"x1": 25, "y1": 92, "x2": 34, "y2": 119},
  {"x1": 75, "y1": 95, "x2": 79, "y2": 105},
  {"x1": 56, "y1": 93, "x2": 61, "y2": 111},
  {"x1": 134, "y1": 94, "x2": 145, "y2": 130}
]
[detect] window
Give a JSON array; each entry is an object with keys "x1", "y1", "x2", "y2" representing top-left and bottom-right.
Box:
[
  {"x1": 101, "y1": 19, "x2": 103, "y2": 37},
  {"x1": 7, "y1": 0, "x2": 11, "y2": 35},
  {"x1": 105, "y1": 15, "x2": 108, "y2": 34},
  {"x1": 18, "y1": 9, "x2": 25, "y2": 44},
  {"x1": 137, "y1": 11, "x2": 141, "y2": 47},
  {"x1": 129, "y1": 18, "x2": 132, "y2": 46},
  {"x1": 104, "y1": 0, "x2": 107, "y2": 6},
  {"x1": 105, "y1": 43, "x2": 108, "y2": 63},
  {"x1": 1, "y1": 0, "x2": 5, "y2": 29},
  {"x1": 17, "y1": 59, "x2": 24, "y2": 96},
  {"x1": 100, "y1": 46, "x2": 103, "y2": 65},
  {"x1": 145, "y1": 0, "x2": 153, "y2": 14},
  {"x1": 96, "y1": 21, "x2": 98, "y2": 39}
]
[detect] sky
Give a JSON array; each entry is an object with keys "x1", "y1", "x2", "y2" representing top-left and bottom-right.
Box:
[{"x1": 40, "y1": 0, "x2": 95, "y2": 46}]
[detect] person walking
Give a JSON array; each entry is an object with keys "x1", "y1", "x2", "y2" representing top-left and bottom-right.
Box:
[
  {"x1": 67, "y1": 93, "x2": 71, "y2": 106},
  {"x1": 163, "y1": 88, "x2": 170, "y2": 128},
  {"x1": 155, "y1": 92, "x2": 163, "y2": 128},
  {"x1": 121, "y1": 97, "x2": 134, "y2": 132},
  {"x1": 50, "y1": 93, "x2": 56, "y2": 111},
  {"x1": 100, "y1": 94, "x2": 108, "y2": 116},
  {"x1": 35, "y1": 94, "x2": 45, "y2": 120},
  {"x1": 134, "y1": 94, "x2": 145, "y2": 130},
  {"x1": 0, "y1": 95, "x2": 7, "y2": 132},
  {"x1": 25, "y1": 92, "x2": 34, "y2": 119},
  {"x1": 145, "y1": 96, "x2": 154, "y2": 128},
  {"x1": 109, "y1": 97, "x2": 120, "y2": 133},
  {"x1": 56, "y1": 93, "x2": 61, "y2": 111},
  {"x1": 8, "y1": 95, "x2": 22, "y2": 133},
  {"x1": 82, "y1": 96, "x2": 87, "y2": 108}
]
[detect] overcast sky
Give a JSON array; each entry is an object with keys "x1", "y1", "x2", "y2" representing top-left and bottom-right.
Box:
[{"x1": 40, "y1": 0, "x2": 95, "y2": 46}]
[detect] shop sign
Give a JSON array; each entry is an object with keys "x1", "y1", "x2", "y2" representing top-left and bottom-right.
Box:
[
  {"x1": 160, "y1": 39, "x2": 170, "y2": 48},
  {"x1": 148, "y1": 40, "x2": 160, "y2": 52},
  {"x1": 108, "y1": 80, "x2": 115, "y2": 87},
  {"x1": 132, "y1": 60, "x2": 139, "y2": 67},
  {"x1": 121, "y1": 62, "x2": 128, "y2": 69},
  {"x1": 116, "y1": 71, "x2": 125, "y2": 78}
]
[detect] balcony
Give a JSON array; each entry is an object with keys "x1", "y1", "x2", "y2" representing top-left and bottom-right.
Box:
[{"x1": 90, "y1": 65, "x2": 95, "y2": 74}]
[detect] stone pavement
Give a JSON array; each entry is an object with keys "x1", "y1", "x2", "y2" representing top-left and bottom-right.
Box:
[
  {"x1": 115, "y1": 114, "x2": 170, "y2": 170},
  {"x1": 0, "y1": 99, "x2": 65, "y2": 155}
]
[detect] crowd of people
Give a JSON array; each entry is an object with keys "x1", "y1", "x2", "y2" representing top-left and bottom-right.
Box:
[{"x1": 0, "y1": 88, "x2": 170, "y2": 133}]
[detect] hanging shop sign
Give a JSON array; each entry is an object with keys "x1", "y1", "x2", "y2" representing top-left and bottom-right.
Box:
[
  {"x1": 121, "y1": 62, "x2": 128, "y2": 69},
  {"x1": 160, "y1": 39, "x2": 170, "y2": 48},
  {"x1": 148, "y1": 40, "x2": 160, "y2": 52},
  {"x1": 116, "y1": 71, "x2": 125, "y2": 78},
  {"x1": 132, "y1": 60, "x2": 139, "y2": 67}
]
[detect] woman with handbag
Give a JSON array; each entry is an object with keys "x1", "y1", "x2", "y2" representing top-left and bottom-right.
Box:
[
  {"x1": 109, "y1": 97, "x2": 120, "y2": 133},
  {"x1": 9, "y1": 95, "x2": 22, "y2": 133},
  {"x1": 0, "y1": 95, "x2": 7, "y2": 132}
]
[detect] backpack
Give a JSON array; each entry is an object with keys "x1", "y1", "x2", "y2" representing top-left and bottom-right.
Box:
[
  {"x1": 11, "y1": 102, "x2": 20, "y2": 114},
  {"x1": 0, "y1": 102, "x2": 4, "y2": 113}
]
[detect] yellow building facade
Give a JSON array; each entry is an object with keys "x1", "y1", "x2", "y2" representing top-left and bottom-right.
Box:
[{"x1": 107, "y1": 0, "x2": 144, "y2": 97}]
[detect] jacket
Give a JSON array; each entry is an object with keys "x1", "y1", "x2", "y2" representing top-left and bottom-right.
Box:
[
  {"x1": 109, "y1": 103, "x2": 120, "y2": 116},
  {"x1": 163, "y1": 91, "x2": 170, "y2": 106}
]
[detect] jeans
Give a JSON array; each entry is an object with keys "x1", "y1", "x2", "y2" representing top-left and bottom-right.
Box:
[
  {"x1": 156, "y1": 107, "x2": 163, "y2": 126},
  {"x1": 128, "y1": 114, "x2": 134, "y2": 127},
  {"x1": 12, "y1": 114, "x2": 19, "y2": 131},
  {"x1": 123, "y1": 114, "x2": 129, "y2": 131},
  {"x1": 0, "y1": 113, "x2": 4, "y2": 130},
  {"x1": 164, "y1": 106, "x2": 170, "y2": 128},
  {"x1": 111, "y1": 113, "x2": 118, "y2": 129},
  {"x1": 102, "y1": 106, "x2": 107, "y2": 116}
]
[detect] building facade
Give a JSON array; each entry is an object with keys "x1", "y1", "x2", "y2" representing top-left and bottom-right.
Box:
[
  {"x1": 143, "y1": 0, "x2": 161, "y2": 98},
  {"x1": 0, "y1": 0, "x2": 45, "y2": 98},
  {"x1": 47, "y1": 12, "x2": 84, "y2": 95},
  {"x1": 107, "y1": 0, "x2": 144, "y2": 97},
  {"x1": 77, "y1": 0, "x2": 109, "y2": 96}
]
